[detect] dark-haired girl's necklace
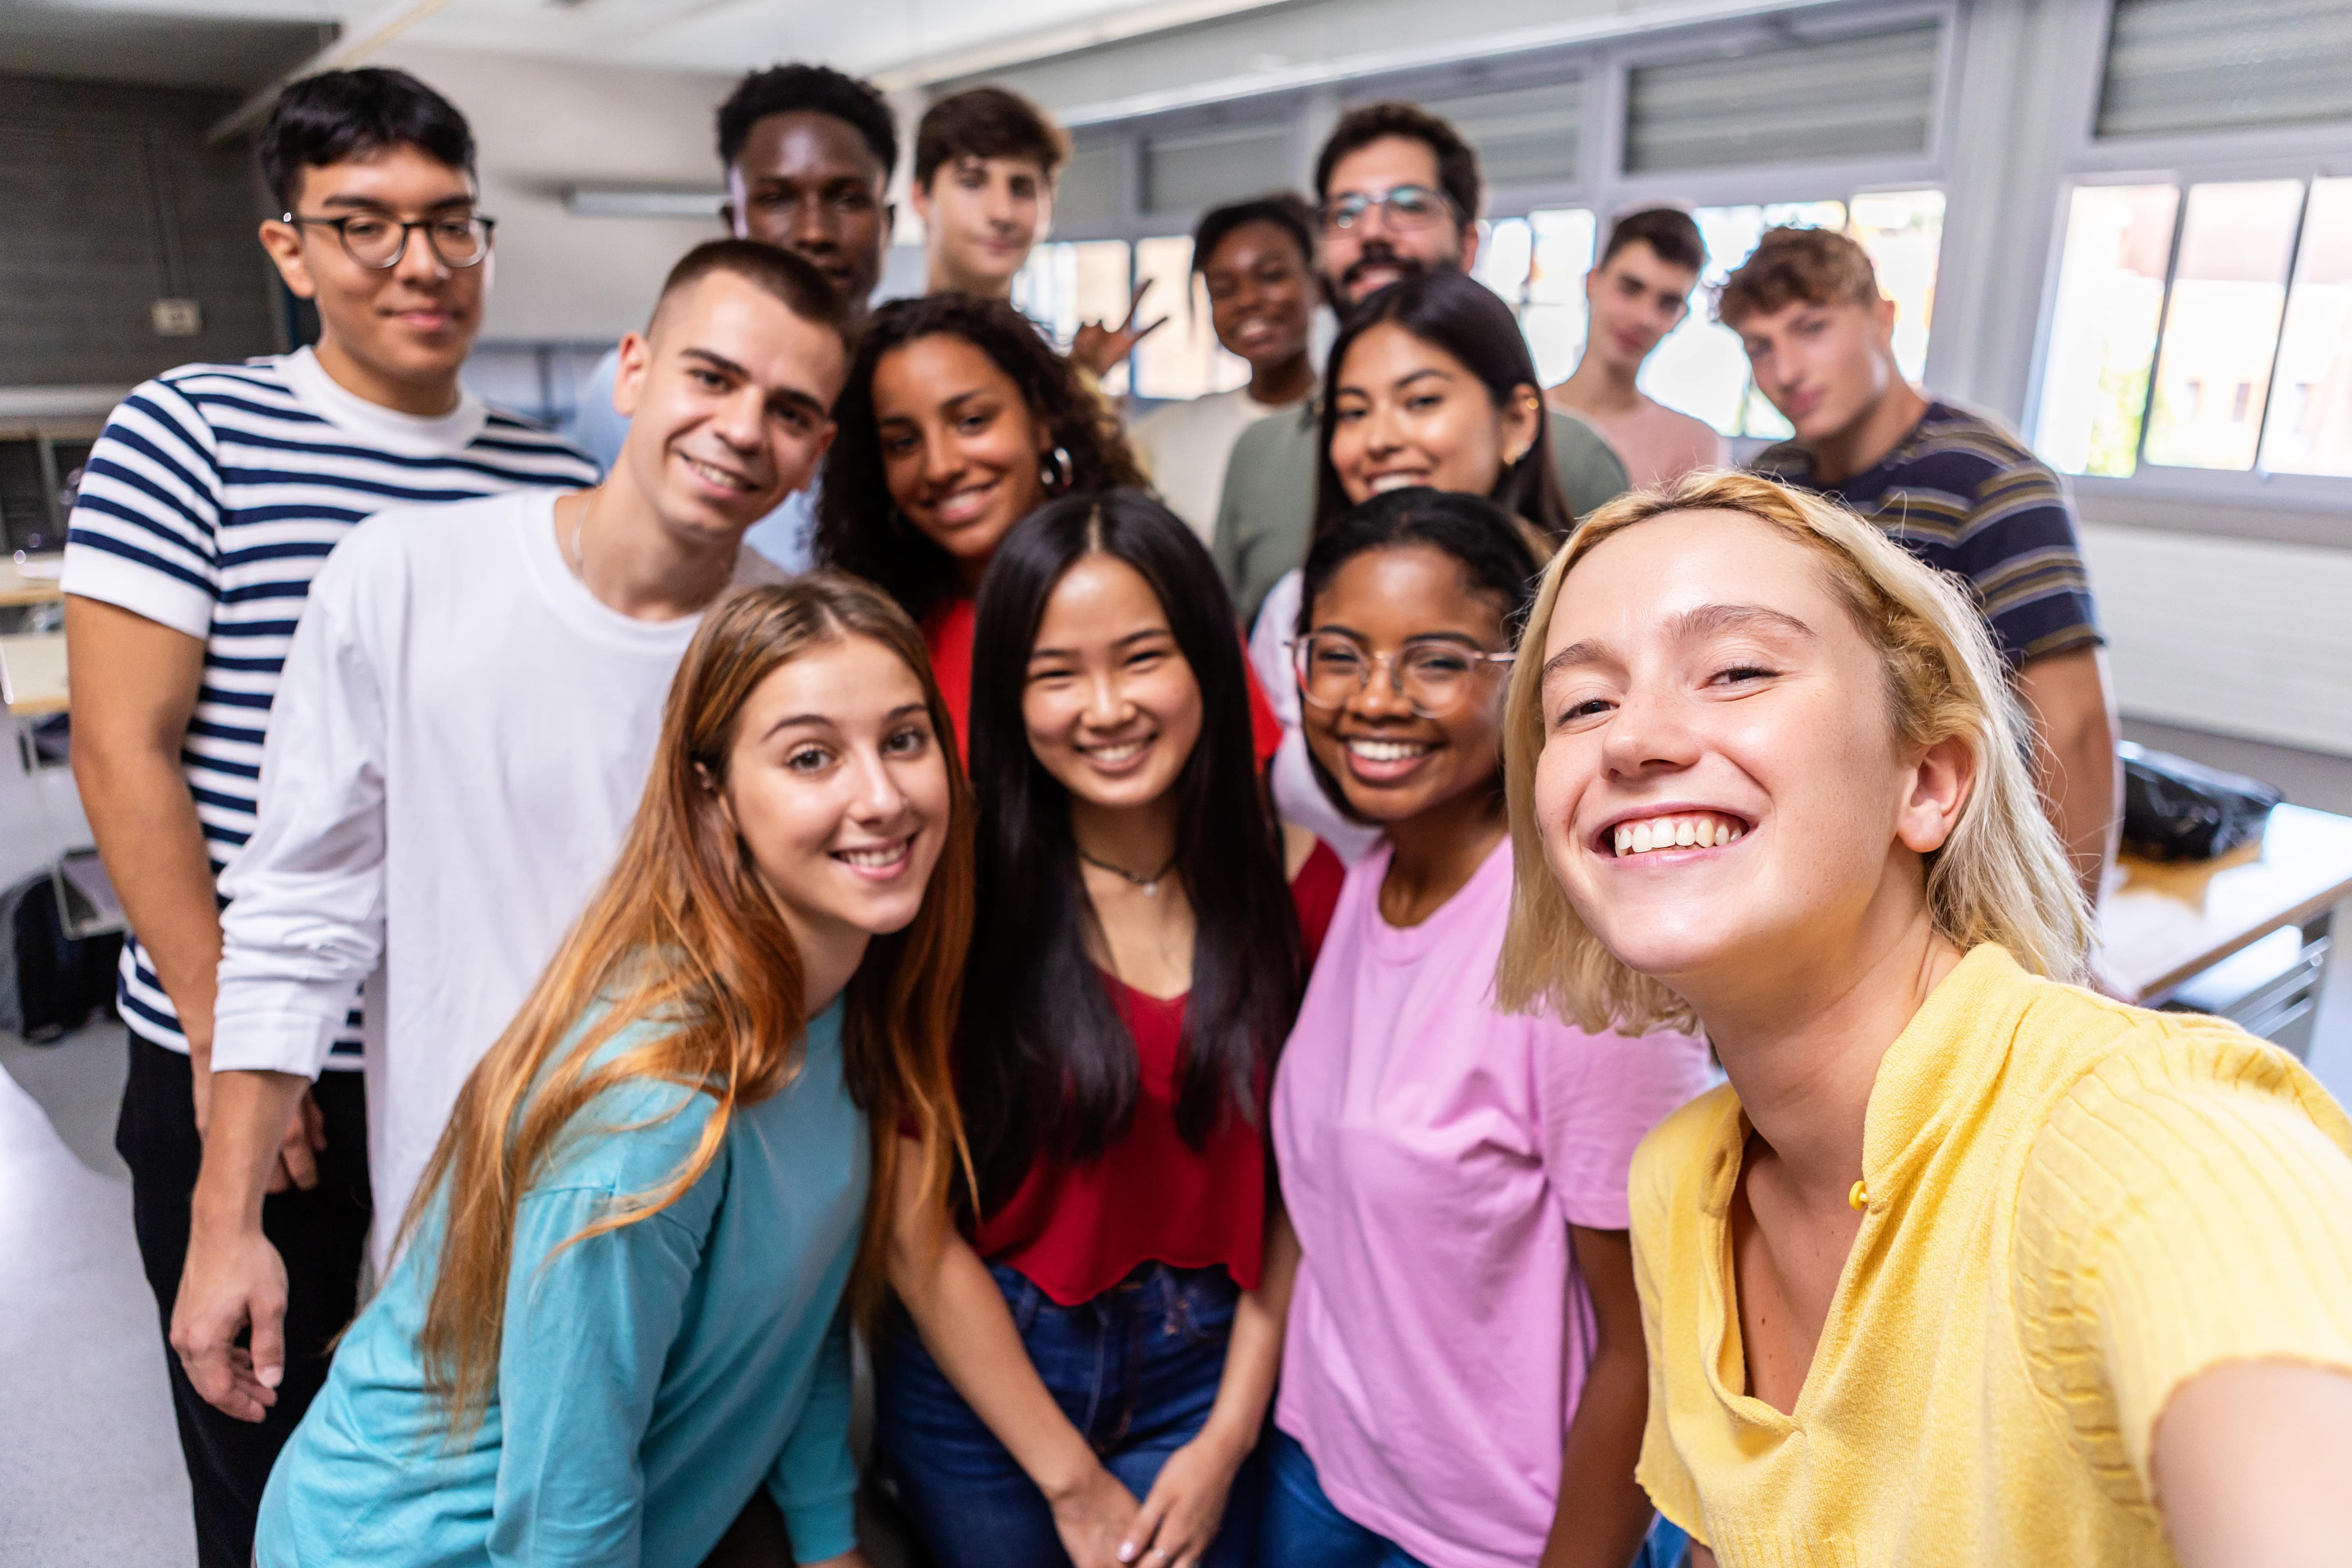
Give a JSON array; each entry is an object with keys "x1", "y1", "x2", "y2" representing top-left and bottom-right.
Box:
[{"x1": 1078, "y1": 846, "x2": 1178, "y2": 898}]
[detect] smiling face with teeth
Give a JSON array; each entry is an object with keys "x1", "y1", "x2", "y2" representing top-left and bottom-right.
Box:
[
  {"x1": 1021, "y1": 553, "x2": 1203, "y2": 818},
  {"x1": 611, "y1": 269, "x2": 847, "y2": 544},
  {"x1": 871, "y1": 333, "x2": 1054, "y2": 591},
  {"x1": 1302, "y1": 541, "x2": 1515, "y2": 833},
  {"x1": 715, "y1": 632, "x2": 953, "y2": 990},
  {"x1": 1531, "y1": 506, "x2": 1972, "y2": 997},
  {"x1": 1328, "y1": 322, "x2": 1543, "y2": 512}
]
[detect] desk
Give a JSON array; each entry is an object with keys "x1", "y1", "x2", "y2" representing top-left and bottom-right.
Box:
[
  {"x1": 0, "y1": 631, "x2": 67, "y2": 716},
  {"x1": 2100, "y1": 805, "x2": 2352, "y2": 1056},
  {"x1": 1, "y1": 554, "x2": 65, "y2": 609}
]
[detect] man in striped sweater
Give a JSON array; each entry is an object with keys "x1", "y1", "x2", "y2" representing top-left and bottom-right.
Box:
[
  {"x1": 1728, "y1": 224, "x2": 2122, "y2": 912},
  {"x1": 62, "y1": 69, "x2": 593, "y2": 1568}
]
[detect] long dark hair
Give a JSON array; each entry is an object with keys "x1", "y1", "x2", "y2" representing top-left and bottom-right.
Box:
[
  {"x1": 1312, "y1": 268, "x2": 1574, "y2": 544},
  {"x1": 1295, "y1": 487, "x2": 1542, "y2": 826},
  {"x1": 813, "y1": 292, "x2": 1145, "y2": 625},
  {"x1": 960, "y1": 488, "x2": 1302, "y2": 1207}
]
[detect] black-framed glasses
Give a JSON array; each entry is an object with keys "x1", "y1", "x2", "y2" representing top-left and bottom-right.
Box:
[
  {"x1": 1289, "y1": 633, "x2": 1515, "y2": 718},
  {"x1": 1321, "y1": 184, "x2": 1456, "y2": 233},
  {"x1": 281, "y1": 211, "x2": 496, "y2": 270}
]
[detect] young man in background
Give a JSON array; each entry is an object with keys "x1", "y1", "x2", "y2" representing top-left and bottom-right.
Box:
[
  {"x1": 910, "y1": 85, "x2": 1062, "y2": 300},
  {"x1": 910, "y1": 83, "x2": 1158, "y2": 380},
  {"x1": 1728, "y1": 224, "x2": 2120, "y2": 907},
  {"x1": 1210, "y1": 101, "x2": 1629, "y2": 625},
  {"x1": 172, "y1": 241, "x2": 851, "y2": 1434},
  {"x1": 61, "y1": 68, "x2": 594, "y2": 1568},
  {"x1": 569, "y1": 61, "x2": 897, "y2": 571},
  {"x1": 1546, "y1": 206, "x2": 1730, "y2": 487}
]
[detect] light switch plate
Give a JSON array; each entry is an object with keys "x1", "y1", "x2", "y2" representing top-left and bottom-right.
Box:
[{"x1": 151, "y1": 298, "x2": 203, "y2": 337}]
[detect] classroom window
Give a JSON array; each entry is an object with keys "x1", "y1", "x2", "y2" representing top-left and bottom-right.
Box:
[
  {"x1": 1471, "y1": 208, "x2": 1593, "y2": 386},
  {"x1": 2259, "y1": 178, "x2": 2352, "y2": 477},
  {"x1": 2037, "y1": 176, "x2": 2352, "y2": 479},
  {"x1": 1015, "y1": 236, "x2": 1250, "y2": 403},
  {"x1": 1014, "y1": 240, "x2": 1136, "y2": 395}
]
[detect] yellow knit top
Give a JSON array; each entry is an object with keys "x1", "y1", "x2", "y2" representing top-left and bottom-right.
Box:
[{"x1": 1631, "y1": 944, "x2": 2352, "y2": 1566}]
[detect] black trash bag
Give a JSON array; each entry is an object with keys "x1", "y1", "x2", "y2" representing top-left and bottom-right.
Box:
[
  {"x1": 2119, "y1": 741, "x2": 2282, "y2": 864},
  {"x1": 0, "y1": 872, "x2": 122, "y2": 1042}
]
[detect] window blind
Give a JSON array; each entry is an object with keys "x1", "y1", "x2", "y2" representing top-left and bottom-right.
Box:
[
  {"x1": 1624, "y1": 21, "x2": 1941, "y2": 174},
  {"x1": 2097, "y1": 0, "x2": 2352, "y2": 139},
  {"x1": 1056, "y1": 142, "x2": 1126, "y2": 227},
  {"x1": 1140, "y1": 122, "x2": 1289, "y2": 215},
  {"x1": 1415, "y1": 79, "x2": 1584, "y2": 188}
]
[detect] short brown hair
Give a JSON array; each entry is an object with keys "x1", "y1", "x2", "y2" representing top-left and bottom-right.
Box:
[
  {"x1": 1601, "y1": 206, "x2": 1706, "y2": 275},
  {"x1": 915, "y1": 86, "x2": 1068, "y2": 189},
  {"x1": 1715, "y1": 225, "x2": 1880, "y2": 328},
  {"x1": 649, "y1": 238, "x2": 857, "y2": 355},
  {"x1": 1314, "y1": 101, "x2": 1481, "y2": 225}
]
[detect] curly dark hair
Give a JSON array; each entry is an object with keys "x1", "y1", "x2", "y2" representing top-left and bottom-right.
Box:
[
  {"x1": 717, "y1": 63, "x2": 897, "y2": 178},
  {"x1": 812, "y1": 292, "x2": 1145, "y2": 623}
]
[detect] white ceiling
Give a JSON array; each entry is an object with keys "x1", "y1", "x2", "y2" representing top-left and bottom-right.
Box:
[{"x1": 0, "y1": 0, "x2": 1290, "y2": 92}]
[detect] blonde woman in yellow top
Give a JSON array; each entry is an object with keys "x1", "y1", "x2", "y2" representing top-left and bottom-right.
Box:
[{"x1": 1494, "y1": 469, "x2": 2352, "y2": 1568}]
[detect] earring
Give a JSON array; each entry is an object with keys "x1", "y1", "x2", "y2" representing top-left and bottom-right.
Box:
[
  {"x1": 1040, "y1": 445, "x2": 1075, "y2": 494},
  {"x1": 1502, "y1": 443, "x2": 1530, "y2": 468}
]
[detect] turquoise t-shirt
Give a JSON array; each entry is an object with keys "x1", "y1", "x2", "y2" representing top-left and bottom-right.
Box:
[{"x1": 256, "y1": 998, "x2": 867, "y2": 1566}]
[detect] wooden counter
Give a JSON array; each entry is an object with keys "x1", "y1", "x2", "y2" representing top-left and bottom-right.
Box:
[{"x1": 2100, "y1": 804, "x2": 2352, "y2": 1008}]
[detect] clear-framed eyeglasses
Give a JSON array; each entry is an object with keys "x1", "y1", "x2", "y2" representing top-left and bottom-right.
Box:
[
  {"x1": 1289, "y1": 633, "x2": 1516, "y2": 720},
  {"x1": 1320, "y1": 184, "x2": 1457, "y2": 233},
  {"x1": 281, "y1": 210, "x2": 496, "y2": 270}
]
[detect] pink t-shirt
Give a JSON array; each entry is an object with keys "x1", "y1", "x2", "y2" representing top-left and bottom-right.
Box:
[
  {"x1": 1580, "y1": 397, "x2": 1730, "y2": 490},
  {"x1": 1271, "y1": 837, "x2": 1712, "y2": 1568}
]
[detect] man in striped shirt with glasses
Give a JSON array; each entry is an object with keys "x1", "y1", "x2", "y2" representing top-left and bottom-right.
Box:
[{"x1": 62, "y1": 67, "x2": 591, "y2": 1568}]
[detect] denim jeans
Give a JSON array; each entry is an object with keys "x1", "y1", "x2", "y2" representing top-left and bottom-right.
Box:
[
  {"x1": 1258, "y1": 1428, "x2": 1690, "y2": 1568},
  {"x1": 874, "y1": 1260, "x2": 1262, "y2": 1568}
]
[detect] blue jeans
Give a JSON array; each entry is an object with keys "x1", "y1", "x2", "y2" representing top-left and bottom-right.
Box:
[
  {"x1": 1258, "y1": 1429, "x2": 1690, "y2": 1568},
  {"x1": 875, "y1": 1261, "x2": 1262, "y2": 1568}
]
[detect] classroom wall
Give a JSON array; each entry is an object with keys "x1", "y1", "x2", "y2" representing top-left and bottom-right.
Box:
[
  {"x1": 0, "y1": 75, "x2": 280, "y2": 390},
  {"x1": 373, "y1": 44, "x2": 738, "y2": 343}
]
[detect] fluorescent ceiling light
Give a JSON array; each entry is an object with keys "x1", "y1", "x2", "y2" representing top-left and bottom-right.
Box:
[{"x1": 563, "y1": 186, "x2": 726, "y2": 219}]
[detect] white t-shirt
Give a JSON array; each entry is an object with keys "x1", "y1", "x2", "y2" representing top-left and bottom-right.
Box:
[
  {"x1": 1129, "y1": 385, "x2": 1301, "y2": 545},
  {"x1": 211, "y1": 489, "x2": 783, "y2": 1262}
]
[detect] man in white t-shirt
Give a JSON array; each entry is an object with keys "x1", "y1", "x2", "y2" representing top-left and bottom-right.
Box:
[
  {"x1": 1128, "y1": 193, "x2": 1319, "y2": 543},
  {"x1": 1544, "y1": 207, "x2": 1730, "y2": 488},
  {"x1": 170, "y1": 239, "x2": 852, "y2": 1424}
]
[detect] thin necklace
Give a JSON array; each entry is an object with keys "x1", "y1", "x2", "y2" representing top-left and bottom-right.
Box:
[{"x1": 1077, "y1": 845, "x2": 1177, "y2": 898}]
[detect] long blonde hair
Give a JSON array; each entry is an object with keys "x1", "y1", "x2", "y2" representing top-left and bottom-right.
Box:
[
  {"x1": 403, "y1": 575, "x2": 974, "y2": 1437},
  {"x1": 1494, "y1": 470, "x2": 2091, "y2": 1035}
]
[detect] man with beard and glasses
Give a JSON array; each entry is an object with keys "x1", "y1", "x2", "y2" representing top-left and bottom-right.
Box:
[{"x1": 1209, "y1": 102, "x2": 1629, "y2": 627}]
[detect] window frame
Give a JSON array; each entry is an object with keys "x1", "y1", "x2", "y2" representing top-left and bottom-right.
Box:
[{"x1": 2022, "y1": 0, "x2": 2352, "y2": 514}]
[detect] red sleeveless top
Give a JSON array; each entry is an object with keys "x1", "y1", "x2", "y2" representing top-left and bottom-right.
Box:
[{"x1": 970, "y1": 841, "x2": 1344, "y2": 1305}]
